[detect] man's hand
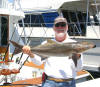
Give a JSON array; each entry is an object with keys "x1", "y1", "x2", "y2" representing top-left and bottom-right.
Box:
[
  {"x1": 22, "y1": 45, "x2": 30, "y2": 54},
  {"x1": 22, "y1": 46, "x2": 34, "y2": 58}
]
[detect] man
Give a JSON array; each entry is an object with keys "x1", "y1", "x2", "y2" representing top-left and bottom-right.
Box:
[{"x1": 22, "y1": 16, "x2": 83, "y2": 87}]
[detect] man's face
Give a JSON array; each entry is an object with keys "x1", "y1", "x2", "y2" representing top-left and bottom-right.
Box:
[{"x1": 53, "y1": 22, "x2": 68, "y2": 33}]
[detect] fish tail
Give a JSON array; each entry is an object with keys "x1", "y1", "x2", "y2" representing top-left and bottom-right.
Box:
[{"x1": 10, "y1": 40, "x2": 23, "y2": 54}]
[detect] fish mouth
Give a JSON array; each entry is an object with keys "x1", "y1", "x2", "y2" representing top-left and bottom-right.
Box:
[{"x1": 89, "y1": 44, "x2": 96, "y2": 48}]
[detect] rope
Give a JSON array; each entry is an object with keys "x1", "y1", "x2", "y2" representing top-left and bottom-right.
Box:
[{"x1": 83, "y1": 70, "x2": 94, "y2": 80}]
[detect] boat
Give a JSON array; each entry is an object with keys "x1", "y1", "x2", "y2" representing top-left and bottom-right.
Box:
[
  {"x1": 76, "y1": 78, "x2": 100, "y2": 87},
  {"x1": 0, "y1": 0, "x2": 24, "y2": 66},
  {"x1": 18, "y1": 0, "x2": 100, "y2": 73},
  {"x1": 0, "y1": 0, "x2": 29, "y2": 86},
  {"x1": 58, "y1": 0, "x2": 100, "y2": 73}
]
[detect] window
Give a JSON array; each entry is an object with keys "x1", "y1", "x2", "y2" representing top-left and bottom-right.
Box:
[
  {"x1": 0, "y1": 15, "x2": 8, "y2": 46},
  {"x1": 42, "y1": 12, "x2": 59, "y2": 27},
  {"x1": 19, "y1": 14, "x2": 45, "y2": 27},
  {"x1": 93, "y1": 15, "x2": 99, "y2": 25},
  {"x1": 62, "y1": 10, "x2": 88, "y2": 36}
]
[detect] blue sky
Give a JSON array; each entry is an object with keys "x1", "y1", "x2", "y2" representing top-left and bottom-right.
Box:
[{"x1": 8, "y1": 0, "x2": 14, "y2": 2}]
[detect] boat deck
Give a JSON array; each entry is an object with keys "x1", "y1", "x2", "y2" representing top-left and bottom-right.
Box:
[{"x1": 6, "y1": 61, "x2": 90, "y2": 87}]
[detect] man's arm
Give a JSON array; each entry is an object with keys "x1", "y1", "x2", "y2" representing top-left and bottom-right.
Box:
[{"x1": 22, "y1": 45, "x2": 44, "y2": 65}]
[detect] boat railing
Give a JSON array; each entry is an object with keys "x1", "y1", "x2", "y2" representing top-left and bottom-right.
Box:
[
  {"x1": 0, "y1": 0, "x2": 23, "y2": 12},
  {"x1": 18, "y1": 20, "x2": 100, "y2": 38},
  {"x1": 18, "y1": 22, "x2": 100, "y2": 27},
  {"x1": 0, "y1": 0, "x2": 13, "y2": 9}
]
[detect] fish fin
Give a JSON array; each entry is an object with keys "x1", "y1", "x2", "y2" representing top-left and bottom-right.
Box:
[
  {"x1": 40, "y1": 55, "x2": 48, "y2": 61},
  {"x1": 10, "y1": 40, "x2": 23, "y2": 54},
  {"x1": 47, "y1": 39, "x2": 57, "y2": 44},
  {"x1": 79, "y1": 41, "x2": 88, "y2": 45},
  {"x1": 41, "y1": 56, "x2": 48, "y2": 61},
  {"x1": 36, "y1": 54, "x2": 48, "y2": 60},
  {"x1": 68, "y1": 54, "x2": 77, "y2": 67}
]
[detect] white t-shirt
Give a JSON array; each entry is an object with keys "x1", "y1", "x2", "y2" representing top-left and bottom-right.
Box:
[{"x1": 31, "y1": 38, "x2": 83, "y2": 79}]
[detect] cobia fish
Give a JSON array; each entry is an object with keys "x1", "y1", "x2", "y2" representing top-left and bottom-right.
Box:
[{"x1": 10, "y1": 39, "x2": 96, "y2": 59}]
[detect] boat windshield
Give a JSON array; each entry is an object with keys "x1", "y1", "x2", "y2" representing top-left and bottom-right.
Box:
[{"x1": 18, "y1": 12, "x2": 59, "y2": 28}]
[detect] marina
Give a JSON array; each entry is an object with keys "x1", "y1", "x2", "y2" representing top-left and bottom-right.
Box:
[{"x1": 0, "y1": 0, "x2": 100, "y2": 86}]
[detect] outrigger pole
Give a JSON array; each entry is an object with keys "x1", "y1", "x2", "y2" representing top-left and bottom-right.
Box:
[
  {"x1": 16, "y1": 13, "x2": 40, "y2": 65},
  {"x1": 18, "y1": 13, "x2": 47, "y2": 70},
  {"x1": 3, "y1": 22, "x2": 16, "y2": 62},
  {"x1": 10, "y1": 23, "x2": 26, "y2": 61},
  {"x1": 86, "y1": 0, "x2": 89, "y2": 30}
]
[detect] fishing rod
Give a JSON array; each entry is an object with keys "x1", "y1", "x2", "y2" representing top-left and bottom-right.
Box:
[
  {"x1": 17, "y1": 25, "x2": 34, "y2": 64},
  {"x1": 3, "y1": 23, "x2": 16, "y2": 61},
  {"x1": 10, "y1": 13, "x2": 33, "y2": 62},
  {"x1": 10, "y1": 23, "x2": 26, "y2": 61},
  {"x1": 18, "y1": 15, "x2": 46, "y2": 69},
  {"x1": 10, "y1": 0, "x2": 27, "y2": 62},
  {"x1": 17, "y1": 18, "x2": 26, "y2": 64},
  {"x1": 18, "y1": 14, "x2": 47, "y2": 70},
  {"x1": 0, "y1": 24, "x2": 19, "y2": 85},
  {"x1": 10, "y1": 16, "x2": 34, "y2": 63},
  {"x1": 19, "y1": 56, "x2": 29, "y2": 70},
  {"x1": 0, "y1": 23, "x2": 28, "y2": 85},
  {"x1": 17, "y1": 15, "x2": 38, "y2": 64}
]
